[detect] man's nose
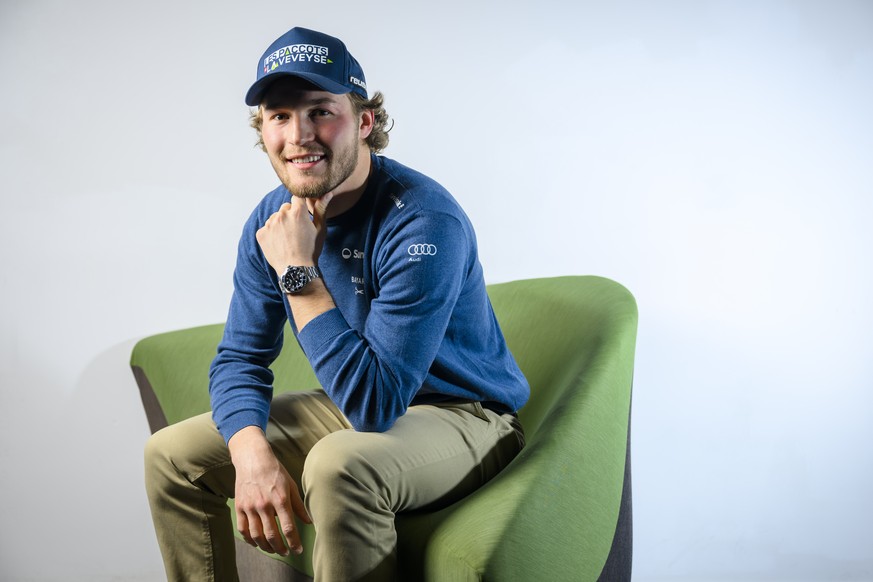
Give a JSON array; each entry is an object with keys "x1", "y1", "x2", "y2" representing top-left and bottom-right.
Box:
[{"x1": 287, "y1": 115, "x2": 314, "y2": 146}]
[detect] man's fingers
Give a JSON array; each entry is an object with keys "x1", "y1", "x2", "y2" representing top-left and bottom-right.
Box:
[
  {"x1": 238, "y1": 504, "x2": 282, "y2": 555},
  {"x1": 243, "y1": 508, "x2": 284, "y2": 556},
  {"x1": 237, "y1": 506, "x2": 296, "y2": 556},
  {"x1": 244, "y1": 511, "x2": 271, "y2": 553},
  {"x1": 259, "y1": 510, "x2": 290, "y2": 556},
  {"x1": 274, "y1": 483, "x2": 305, "y2": 555},
  {"x1": 276, "y1": 506, "x2": 303, "y2": 556},
  {"x1": 236, "y1": 511, "x2": 257, "y2": 548},
  {"x1": 263, "y1": 203, "x2": 293, "y2": 226}
]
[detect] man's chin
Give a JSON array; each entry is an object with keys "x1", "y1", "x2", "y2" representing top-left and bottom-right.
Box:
[
  {"x1": 284, "y1": 180, "x2": 330, "y2": 199},
  {"x1": 292, "y1": 191, "x2": 327, "y2": 199}
]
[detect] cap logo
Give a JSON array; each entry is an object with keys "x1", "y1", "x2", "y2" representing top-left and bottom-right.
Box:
[
  {"x1": 350, "y1": 76, "x2": 367, "y2": 90},
  {"x1": 263, "y1": 44, "x2": 332, "y2": 72}
]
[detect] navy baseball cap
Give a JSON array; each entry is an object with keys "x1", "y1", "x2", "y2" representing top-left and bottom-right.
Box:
[{"x1": 245, "y1": 27, "x2": 368, "y2": 106}]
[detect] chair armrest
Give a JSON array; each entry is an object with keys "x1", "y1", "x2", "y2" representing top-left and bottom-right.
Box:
[{"x1": 130, "y1": 323, "x2": 225, "y2": 432}]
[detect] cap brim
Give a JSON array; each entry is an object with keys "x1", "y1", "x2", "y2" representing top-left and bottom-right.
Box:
[{"x1": 244, "y1": 72, "x2": 352, "y2": 106}]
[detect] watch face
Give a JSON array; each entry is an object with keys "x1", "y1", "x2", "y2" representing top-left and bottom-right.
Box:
[{"x1": 281, "y1": 267, "x2": 307, "y2": 293}]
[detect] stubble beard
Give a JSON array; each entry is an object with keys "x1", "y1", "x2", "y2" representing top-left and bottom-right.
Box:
[{"x1": 273, "y1": 132, "x2": 360, "y2": 199}]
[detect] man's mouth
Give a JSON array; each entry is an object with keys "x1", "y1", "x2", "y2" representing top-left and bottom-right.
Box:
[{"x1": 289, "y1": 154, "x2": 325, "y2": 165}]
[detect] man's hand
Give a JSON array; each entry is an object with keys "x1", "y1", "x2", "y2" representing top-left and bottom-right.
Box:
[
  {"x1": 228, "y1": 426, "x2": 311, "y2": 556},
  {"x1": 257, "y1": 193, "x2": 334, "y2": 272}
]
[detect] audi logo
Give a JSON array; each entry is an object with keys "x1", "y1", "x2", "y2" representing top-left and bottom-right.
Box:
[{"x1": 407, "y1": 244, "x2": 437, "y2": 256}]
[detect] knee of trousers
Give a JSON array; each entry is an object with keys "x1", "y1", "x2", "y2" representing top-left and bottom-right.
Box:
[
  {"x1": 301, "y1": 430, "x2": 387, "y2": 516},
  {"x1": 143, "y1": 425, "x2": 185, "y2": 496},
  {"x1": 143, "y1": 420, "x2": 229, "y2": 497}
]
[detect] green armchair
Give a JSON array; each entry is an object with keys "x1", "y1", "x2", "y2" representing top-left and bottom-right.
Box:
[{"x1": 132, "y1": 275, "x2": 637, "y2": 581}]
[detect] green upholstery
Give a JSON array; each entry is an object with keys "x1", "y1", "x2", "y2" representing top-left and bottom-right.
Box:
[{"x1": 132, "y1": 275, "x2": 637, "y2": 581}]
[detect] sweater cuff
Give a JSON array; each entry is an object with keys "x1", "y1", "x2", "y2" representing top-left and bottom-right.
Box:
[
  {"x1": 297, "y1": 307, "x2": 351, "y2": 354},
  {"x1": 216, "y1": 410, "x2": 268, "y2": 444}
]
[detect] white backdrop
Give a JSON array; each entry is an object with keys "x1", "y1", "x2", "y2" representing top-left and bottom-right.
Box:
[{"x1": 1, "y1": 1, "x2": 871, "y2": 580}]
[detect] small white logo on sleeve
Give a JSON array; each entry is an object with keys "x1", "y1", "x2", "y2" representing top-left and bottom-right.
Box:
[
  {"x1": 407, "y1": 243, "x2": 437, "y2": 262},
  {"x1": 389, "y1": 194, "x2": 405, "y2": 209}
]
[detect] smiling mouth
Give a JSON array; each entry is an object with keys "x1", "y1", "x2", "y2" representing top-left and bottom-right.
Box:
[{"x1": 290, "y1": 154, "x2": 325, "y2": 164}]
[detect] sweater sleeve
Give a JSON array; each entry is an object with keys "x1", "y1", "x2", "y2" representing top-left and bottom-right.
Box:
[
  {"x1": 296, "y1": 211, "x2": 471, "y2": 432},
  {"x1": 208, "y1": 207, "x2": 287, "y2": 443}
]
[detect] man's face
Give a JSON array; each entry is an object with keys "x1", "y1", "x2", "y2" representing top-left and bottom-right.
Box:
[{"x1": 261, "y1": 77, "x2": 364, "y2": 198}]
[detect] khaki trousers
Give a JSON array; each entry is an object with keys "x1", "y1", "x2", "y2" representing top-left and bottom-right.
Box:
[{"x1": 144, "y1": 391, "x2": 524, "y2": 582}]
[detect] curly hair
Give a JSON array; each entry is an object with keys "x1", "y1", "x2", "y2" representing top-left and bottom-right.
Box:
[{"x1": 249, "y1": 91, "x2": 391, "y2": 154}]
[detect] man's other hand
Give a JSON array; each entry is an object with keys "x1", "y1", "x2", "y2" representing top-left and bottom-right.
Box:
[{"x1": 228, "y1": 426, "x2": 311, "y2": 556}]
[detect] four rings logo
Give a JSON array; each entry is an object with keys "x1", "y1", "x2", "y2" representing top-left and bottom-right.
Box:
[{"x1": 407, "y1": 244, "x2": 437, "y2": 256}]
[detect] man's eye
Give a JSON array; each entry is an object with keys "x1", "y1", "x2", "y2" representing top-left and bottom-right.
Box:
[{"x1": 312, "y1": 109, "x2": 332, "y2": 118}]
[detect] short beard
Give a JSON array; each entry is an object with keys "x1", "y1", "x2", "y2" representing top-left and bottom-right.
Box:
[
  {"x1": 292, "y1": 181, "x2": 332, "y2": 199},
  {"x1": 275, "y1": 130, "x2": 361, "y2": 199},
  {"x1": 290, "y1": 151, "x2": 356, "y2": 199}
]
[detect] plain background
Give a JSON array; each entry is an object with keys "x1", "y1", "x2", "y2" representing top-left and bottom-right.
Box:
[{"x1": 1, "y1": 0, "x2": 871, "y2": 580}]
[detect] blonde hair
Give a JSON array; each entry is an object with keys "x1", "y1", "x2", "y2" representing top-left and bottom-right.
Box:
[{"x1": 249, "y1": 91, "x2": 391, "y2": 153}]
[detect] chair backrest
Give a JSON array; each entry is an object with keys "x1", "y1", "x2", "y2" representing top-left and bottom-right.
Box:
[{"x1": 486, "y1": 276, "x2": 637, "y2": 439}]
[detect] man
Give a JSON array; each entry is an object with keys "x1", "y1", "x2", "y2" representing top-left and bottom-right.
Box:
[{"x1": 145, "y1": 26, "x2": 529, "y2": 582}]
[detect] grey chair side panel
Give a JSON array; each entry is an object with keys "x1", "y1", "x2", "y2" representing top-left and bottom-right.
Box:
[
  {"x1": 597, "y1": 399, "x2": 633, "y2": 582},
  {"x1": 132, "y1": 365, "x2": 170, "y2": 434}
]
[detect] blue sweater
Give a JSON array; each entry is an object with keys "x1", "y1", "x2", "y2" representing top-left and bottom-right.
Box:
[{"x1": 209, "y1": 155, "x2": 529, "y2": 442}]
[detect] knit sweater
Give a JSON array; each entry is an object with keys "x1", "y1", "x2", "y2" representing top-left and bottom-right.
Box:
[{"x1": 209, "y1": 155, "x2": 529, "y2": 442}]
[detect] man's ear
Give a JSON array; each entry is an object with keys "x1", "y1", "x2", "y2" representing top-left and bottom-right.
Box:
[{"x1": 359, "y1": 108, "x2": 375, "y2": 140}]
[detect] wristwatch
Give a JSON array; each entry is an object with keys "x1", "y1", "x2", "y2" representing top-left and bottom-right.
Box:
[{"x1": 278, "y1": 265, "x2": 322, "y2": 295}]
